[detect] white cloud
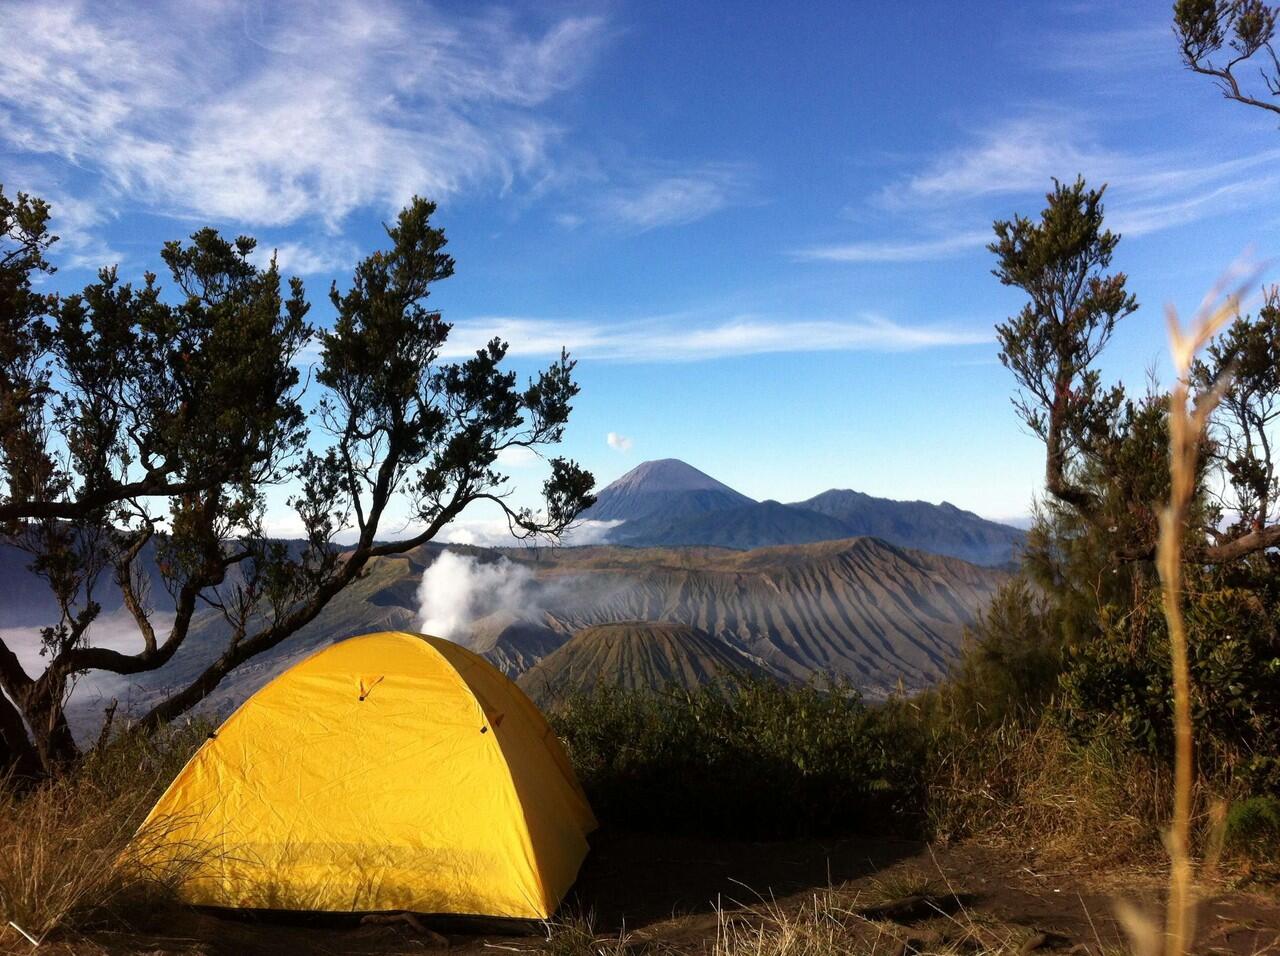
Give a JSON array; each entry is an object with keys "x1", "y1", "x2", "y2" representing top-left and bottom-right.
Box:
[
  {"x1": 2, "y1": 609, "x2": 177, "y2": 740},
  {"x1": 4, "y1": 161, "x2": 124, "y2": 269},
  {"x1": 886, "y1": 117, "x2": 1280, "y2": 211},
  {"x1": 496, "y1": 445, "x2": 539, "y2": 469},
  {"x1": 0, "y1": 0, "x2": 607, "y2": 231},
  {"x1": 1035, "y1": 25, "x2": 1171, "y2": 74},
  {"x1": 803, "y1": 116, "x2": 1280, "y2": 263},
  {"x1": 441, "y1": 312, "x2": 987, "y2": 362},
  {"x1": 595, "y1": 164, "x2": 749, "y2": 231},
  {"x1": 249, "y1": 239, "x2": 359, "y2": 277},
  {"x1": 793, "y1": 230, "x2": 990, "y2": 263},
  {"x1": 436, "y1": 517, "x2": 622, "y2": 548},
  {"x1": 606, "y1": 431, "x2": 633, "y2": 452}
]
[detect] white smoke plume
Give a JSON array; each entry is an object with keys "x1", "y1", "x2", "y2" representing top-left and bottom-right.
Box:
[{"x1": 416, "y1": 552, "x2": 540, "y2": 641}]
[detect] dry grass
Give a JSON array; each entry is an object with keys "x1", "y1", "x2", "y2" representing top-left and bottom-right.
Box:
[
  {"x1": 540, "y1": 911, "x2": 635, "y2": 956},
  {"x1": 927, "y1": 719, "x2": 1171, "y2": 867},
  {"x1": 539, "y1": 859, "x2": 1138, "y2": 956},
  {"x1": 0, "y1": 721, "x2": 209, "y2": 949},
  {"x1": 707, "y1": 887, "x2": 1084, "y2": 956}
]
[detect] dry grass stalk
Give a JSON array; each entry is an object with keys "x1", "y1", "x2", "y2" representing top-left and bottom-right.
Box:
[{"x1": 1145, "y1": 280, "x2": 1245, "y2": 956}]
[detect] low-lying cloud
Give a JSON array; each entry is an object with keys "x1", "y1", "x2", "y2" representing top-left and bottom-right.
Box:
[
  {"x1": 2, "y1": 609, "x2": 176, "y2": 741},
  {"x1": 436, "y1": 518, "x2": 623, "y2": 548}
]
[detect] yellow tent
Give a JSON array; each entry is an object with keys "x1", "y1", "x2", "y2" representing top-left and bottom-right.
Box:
[{"x1": 133, "y1": 631, "x2": 596, "y2": 919}]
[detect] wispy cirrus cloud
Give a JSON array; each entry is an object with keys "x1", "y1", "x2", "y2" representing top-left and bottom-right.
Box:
[
  {"x1": 440, "y1": 312, "x2": 987, "y2": 362},
  {"x1": 1034, "y1": 24, "x2": 1171, "y2": 74},
  {"x1": 0, "y1": 0, "x2": 607, "y2": 232},
  {"x1": 886, "y1": 117, "x2": 1280, "y2": 212},
  {"x1": 793, "y1": 230, "x2": 990, "y2": 263},
  {"x1": 249, "y1": 239, "x2": 360, "y2": 276},
  {"x1": 595, "y1": 163, "x2": 752, "y2": 232},
  {"x1": 800, "y1": 116, "x2": 1280, "y2": 263}
]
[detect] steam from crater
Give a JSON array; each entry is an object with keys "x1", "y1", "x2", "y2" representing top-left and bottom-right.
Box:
[{"x1": 415, "y1": 551, "x2": 540, "y2": 641}]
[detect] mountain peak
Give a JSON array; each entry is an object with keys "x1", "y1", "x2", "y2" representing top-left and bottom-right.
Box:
[
  {"x1": 607, "y1": 458, "x2": 743, "y2": 495},
  {"x1": 582, "y1": 459, "x2": 754, "y2": 523}
]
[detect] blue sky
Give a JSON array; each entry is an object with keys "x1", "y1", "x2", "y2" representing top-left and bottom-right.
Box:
[{"x1": 2, "y1": 0, "x2": 1278, "y2": 542}]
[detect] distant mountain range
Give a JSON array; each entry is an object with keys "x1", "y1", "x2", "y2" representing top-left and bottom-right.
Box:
[
  {"x1": 583, "y1": 458, "x2": 1024, "y2": 566},
  {"x1": 1, "y1": 458, "x2": 1019, "y2": 735},
  {"x1": 2, "y1": 535, "x2": 1006, "y2": 739}
]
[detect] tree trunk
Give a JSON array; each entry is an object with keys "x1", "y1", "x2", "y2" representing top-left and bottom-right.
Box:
[
  {"x1": 0, "y1": 690, "x2": 42, "y2": 781},
  {"x1": 9, "y1": 676, "x2": 83, "y2": 777},
  {"x1": 24, "y1": 687, "x2": 81, "y2": 773}
]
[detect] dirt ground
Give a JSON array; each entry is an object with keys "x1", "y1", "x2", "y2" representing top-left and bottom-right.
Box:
[{"x1": 37, "y1": 831, "x2": 1280, "y2": 955}]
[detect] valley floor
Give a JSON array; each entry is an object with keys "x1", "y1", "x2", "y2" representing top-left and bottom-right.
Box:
[{"x1": 43, "y1": 834, "x2": 1280, "y2": 955}]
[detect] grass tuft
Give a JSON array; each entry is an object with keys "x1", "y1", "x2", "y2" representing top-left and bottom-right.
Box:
[{"x1": 0, "y1": 720, "x2": 210, "y2": 948}]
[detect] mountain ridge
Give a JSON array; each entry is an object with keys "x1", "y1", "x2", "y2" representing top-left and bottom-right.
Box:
[{"x1": 583, "y1": 459, "x2": 1024, "y2": 566}]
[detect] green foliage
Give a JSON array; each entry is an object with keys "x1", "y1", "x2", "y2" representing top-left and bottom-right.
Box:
[
  {"x1": 550, "y1": 680, "x2": 927, "y2": 839},
  {"x1": 1175, "y1": 0, "x2": 1280, "y2": 119},
  {"x1": 991, "y1": 178, "x2": 1137, "y2": 520},
  {"x1": 1224, "y1": 795, "x2": 1280, "y2": 856},
  {"x1": 0, "y1": 186, "x2": 58, "y2": 514},
  {"x1": 0, "y1": 188, "x2": 594, "y2": 776},
  {"x1": 941, "y1": 577, "x2": 1062, "y2": 728},
  {"x1": 990, "y1": 176, "x2": 1134, "y2": 443},
  {"x1": 1192, "y1": 288, "x2": 1280, "y2": 538},
  {"x1": 1058, "y1": 566, "x2": 1280, "y2": 787}
]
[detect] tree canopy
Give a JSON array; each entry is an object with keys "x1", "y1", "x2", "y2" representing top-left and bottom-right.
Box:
[
  {"x1": 1175, "y1": 0, "x2": 1280, "y2": 119},
  {"x1": 0, "y1": 186, "x2": 594, "y2": 776}
]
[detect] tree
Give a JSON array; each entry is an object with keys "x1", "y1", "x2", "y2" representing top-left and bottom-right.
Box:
[
  {"x1": 992, "y1": 176, "x2": 1280, "y2": 565},
  {"x1": 1175, "y1": 0, "x2": 1280, "y2": 119},
  {"x1": 0, "y1": 186, "x2": 595, "y2": 777},
  {"x1": 0, "y1": 186, "x2": 60, "y2": 777},
  {"x1": 986, "y1": 176, "x2": 1280, "y2": 780},
  {"x1": 990, "y1": 177, "x2": 1139, "y2": 525},
  {"x1": 1191, "y1": 287, "x2": 1280, "y2": 555}
]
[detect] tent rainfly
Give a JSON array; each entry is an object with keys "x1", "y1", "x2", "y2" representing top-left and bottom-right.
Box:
[{"x1": 132, "y1": 631, "x2": 596, "y2": 919}]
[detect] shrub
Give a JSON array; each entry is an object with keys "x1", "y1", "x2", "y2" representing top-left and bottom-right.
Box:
[
  {"x1": 1224, "y1": 795, "x2": 1280, "y2": 858},
  {"x1": 550, "y1": 679, "x2": 927, "y2": 839},
  {"x1": 940, "y1": 576, "x2": 1062, "y2": 729},
  {"x1": 1057, "y1": 568, "x2": 1280, "y2": 790}
]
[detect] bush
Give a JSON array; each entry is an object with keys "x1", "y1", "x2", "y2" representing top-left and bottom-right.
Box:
[
  {"x1": 550, "y1": 679, "x2": 927, "y2": 839},
  {"x1": 940, "y1": 576, "x2": 1062, "y2": 729},
  {"x1": 1224, "y1": 795, "x2": 1280, "y2": 858},
  {"x1": 1058, "y1": 569, "x2": 1280, "y2": 790}
]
